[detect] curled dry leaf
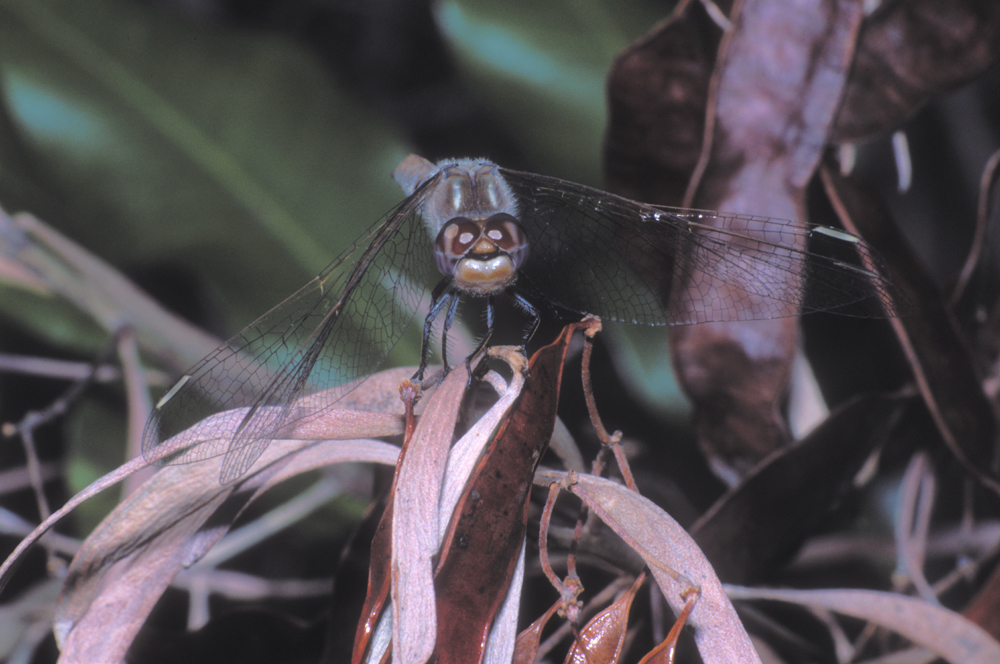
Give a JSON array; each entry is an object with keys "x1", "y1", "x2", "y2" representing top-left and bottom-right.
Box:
[
  {"x1": 45, "y1": 366, "x2": 422, "y2": 664},
  {"x1": 360, "y1": 323, "x2": 591, "y2": 664},
  {"x1": 536, "y1": 470, "x2": 761, "y2": 664},
  {"x1": 604, "y1": 11, "x2": 711, "y2": 206},
  {"x1": 512, "y1": 599, "x2": 562, "y2": 664},
  {"x1": 355, "y1": 353, "x2": 530, "y2": 664},
  {"x1": 725, "y1": 586, "x2": 1000, "y2": 664}
]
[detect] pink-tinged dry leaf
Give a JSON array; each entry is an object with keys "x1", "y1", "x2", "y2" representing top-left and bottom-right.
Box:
[
  {"x1": 563, "y1": 573, "x2": 645, "y2": 664},
  {"x1": 390, "y1": 362, "x2": 473, "y2": 664},
  {"x1": 54, "y1": 433, "x2": 401, "y2": 664},
  {"x1": 832, "y1": 0, "x2": 1000, "y2": 142},
  {"x1": 44, "y1": 367, "x2": 416, "y2": 664},
  {"x1": 725, "y1": 586, "x2": 1000, "y2": 664},
  {"x1": 821, "y1": 166, "x2": 1000, "y2": 494},
  {"x1": 537, "y1": 471, "x2": 761, "y2": 664},
  {"x1": 482, "y1": 541, "x2": 526, "y2": 664},
  {"x1": 670, "y1": 0, "x2": 865, "y2": 484},
  {"x1": 357, "y1": 351, "x2": 530, "y2": 664}
]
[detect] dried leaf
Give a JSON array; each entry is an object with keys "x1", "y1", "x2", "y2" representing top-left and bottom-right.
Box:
[
  {"x1": 512, "y1": 600, "x2": 561, "y2": 664},
  {"x1": 832, "y1": 0, "x2": 1000, "y2": 142},
  {"x1": 434, "y1": 324, "x2": 581, "y2": 663},
  {"x1": 821, "y1": 165, "x2": 1000, "y2": 493},
  {"x1": 391, "y1": 363, "x2": 472, "y2": 664},
  {"x1": 55, "y1": 433, "x2": 401, "y2": 664},
  {"x1": 692, "y1": 394, "x2": 907, "y2": 583},
  {"x1": 725, "y1": 586, "x2": 1000, "y2": 664},
  {"x1": 672, "y1": 0, "x2": 866, "y2": 483},
  {"x1": 563, "y1": 573, "x2": 645, "y2": 664},
  {"x1": 48, "y1": 368, "x2": 413, "y2": 664},
  {"x1": 604, "y1": 12, "x2": 711, "y2": 206},
  {"x1": 963, "y1": 561, "x2": 1000, "y2": 642},
  {"x1": 538, "y1": 471, "x2": 761, "y2": 664},
  {"x1": 358, "y1": 351, "x2": 531, "y2": 664},
  {"x1": 482, "y1": 541, "x2": 526, "y2": 664}
]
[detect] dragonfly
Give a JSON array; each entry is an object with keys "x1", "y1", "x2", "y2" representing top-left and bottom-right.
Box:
[{"x1": 142, "y1": 154, "x2": 901, "y2": 483}]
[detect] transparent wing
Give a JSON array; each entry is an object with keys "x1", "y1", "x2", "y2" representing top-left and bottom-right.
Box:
[
  {"x1": 142, "y1": 185, "x2": 439, "y2": 483},
  {"x1": 501, "y1": 169, "x2": 902, "y2": 326}
]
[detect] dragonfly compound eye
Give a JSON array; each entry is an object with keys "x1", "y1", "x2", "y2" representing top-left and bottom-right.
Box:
[
  {"x1": 484, "y1": 213, "x2": 529, "y2": 270},
  {"x1": 435, "y1": 217, "x2": 480, "y2": 275}
]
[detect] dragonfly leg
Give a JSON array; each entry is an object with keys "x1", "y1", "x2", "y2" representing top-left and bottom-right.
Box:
[
  {"x1": 461, "y1": 295, "x2": 497, "y2": 382},
  {"x1": 415, "y1": 278, "x2": 456, "y2": 382},
  {"x1": 511, "y1": 292, "x2": 541, "y2": 353},
  {"x1": 465, "y1": 295, "x2": 495, "y2": 387},
  {"x1": 439, "y1": 291, "x2": 461, "y2": 373}
]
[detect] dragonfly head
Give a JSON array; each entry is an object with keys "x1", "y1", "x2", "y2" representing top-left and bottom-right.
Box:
[{"x1": 435, "y1": 213, "x2": 530, "y2": 295}]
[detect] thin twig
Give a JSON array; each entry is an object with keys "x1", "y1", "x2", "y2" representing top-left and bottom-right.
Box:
[
  {"x1": 2, "y1": 329, "x2": 129, "y2": 520},
  {"x1": 952, "y1": 147, "x2": 1000, "y2": 307},
  {"x1": 581, "y1": 323, "x2": 637, "y2": 490}
]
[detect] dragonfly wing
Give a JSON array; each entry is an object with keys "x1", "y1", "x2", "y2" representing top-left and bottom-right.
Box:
[
  {"x1": 142, "y1": 188, "x2": 438, "y2": 480},
  {"x1": 501, "y1": 169, "x2": 900, "y2": 326}
]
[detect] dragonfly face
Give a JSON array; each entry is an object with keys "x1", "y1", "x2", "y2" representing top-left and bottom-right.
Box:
[
  {"x1": 144, "y1": 153, "x2": 903, "y2": 483},
  {"x1": 414, "y1": 161, "x2": 530, "y2": 295}
]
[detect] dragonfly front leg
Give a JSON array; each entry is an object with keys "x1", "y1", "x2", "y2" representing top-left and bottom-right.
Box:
[
  {"x1": 461, "y1": 295, "x2": 497, "y2": 382},
  {"x1": 511, "y1": 292, "x2": 541, "y2": 353},
  {"x1": 415, "y1": 277, "x2": 456, "y2": 383},
  {"x1": 439, "y1": 291, "x2": 461, "y2": 373}
]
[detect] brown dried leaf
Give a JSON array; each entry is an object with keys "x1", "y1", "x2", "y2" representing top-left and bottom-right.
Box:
[
  {"x1": 725, "y1": 586, "x2": 1000, "y2": 664},
  {"x1": 512, "y1": 600, "x2": 561, "y2": 664},
  {"x1": 832, "y1": 0, "x2": 1000, "y2": 142},
  {"x1": 434, "y1": 325, "x2": 582, "y2": 664},
  {"x1": 537, "y1": 471, "x2": 761, "y2": 664},
  {"x1": 821, "y1": 165, "x2": 1000, "y2": 493},
  {"x1": 359, "y1": 351, "x2": 530, "y2": 664},
  {"x1": 604, "y1": 12, "x2": 712, "y2": 206},
  {"x1": 964, "y1": 562, "x2": 1000, "y2": 641},
  {"x1": 563, "y1": 573, "x2": 645, "y2": 664},
  {"x1": 692, "y1": 393, "x2": 907, "y2": 583}
]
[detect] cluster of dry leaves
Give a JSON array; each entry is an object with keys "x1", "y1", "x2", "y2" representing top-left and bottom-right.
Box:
[{"x1": 3, "y1": 0, "x2": 1000, "y2": 663}]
